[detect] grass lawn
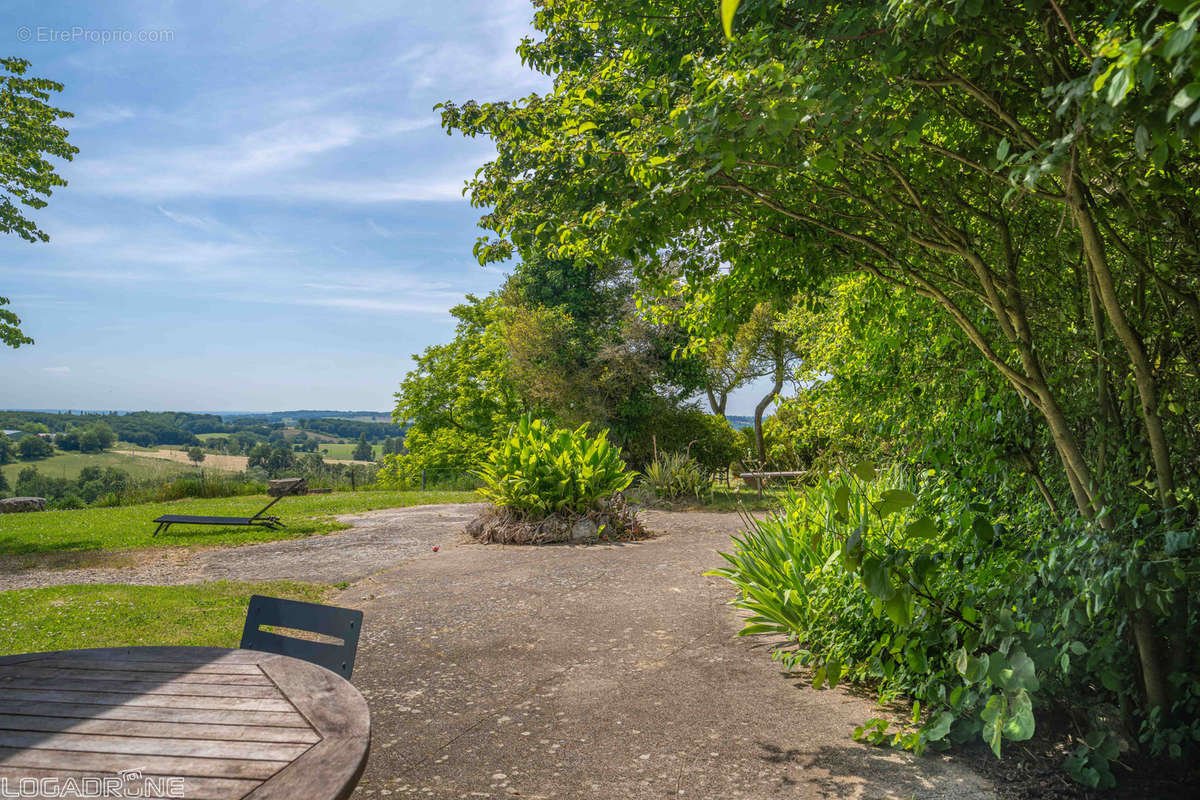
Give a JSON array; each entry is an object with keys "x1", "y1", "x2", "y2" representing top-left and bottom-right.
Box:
[
  {"x1": 317, "y1": 442, "x2": 382, "y2": 460},
  {"x1": 2, "y1": 450, "x2": 197, "y2": 485},
  {"x1": 0, "y1": 581, "x2": 328, "y2": 656},
  {"x1": 0, "y1": 489, "x2": 478, "y2": 556}
]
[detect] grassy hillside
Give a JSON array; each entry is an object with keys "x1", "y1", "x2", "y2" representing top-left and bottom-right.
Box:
[
  {"x1": 2, "y1": 450, "x2": 197, "y2": 486},
  {"x1": 0, "y1": 489, "x2": 478, "y2": 555}
]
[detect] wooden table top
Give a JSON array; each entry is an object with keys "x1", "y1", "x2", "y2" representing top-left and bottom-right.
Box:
[{"x1": 0, "y1": 646, "x2": 370, "y2": 800}]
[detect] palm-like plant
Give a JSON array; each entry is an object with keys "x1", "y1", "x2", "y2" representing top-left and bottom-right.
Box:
[{"x1": 476, "y1": 415, "x2": 635, "y2": 516}]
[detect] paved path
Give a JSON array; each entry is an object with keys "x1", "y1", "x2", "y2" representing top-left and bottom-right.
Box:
[{"x1": 338, "y1": 509, "x2": 994, "y2": 800}]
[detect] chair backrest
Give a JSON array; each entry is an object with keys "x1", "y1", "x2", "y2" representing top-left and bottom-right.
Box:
[{"x1": 240, "y1": 595, "x2": 363, "y2": 679}]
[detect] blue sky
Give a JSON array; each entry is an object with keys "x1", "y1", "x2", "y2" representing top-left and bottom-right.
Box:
[{"x1": 0, "y1": 0, "x2": 774, "y2": 416}]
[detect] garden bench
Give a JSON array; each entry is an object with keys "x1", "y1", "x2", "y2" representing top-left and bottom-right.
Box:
[
  {"x1": 152, "y1": 478, "x2": 307, "y2": 536},
  {"x1": 738, "y1": 470, "x2": 809, "y2": 497}
]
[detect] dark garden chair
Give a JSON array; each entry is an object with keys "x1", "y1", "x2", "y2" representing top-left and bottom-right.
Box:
[{"x1": 240, "y1": 594, "x2": 363, "y2": 680}]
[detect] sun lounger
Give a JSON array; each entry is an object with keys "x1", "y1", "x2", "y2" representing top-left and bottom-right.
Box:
[{"x1": 152, "y1": 478, "x2": 307, "y2": 535}]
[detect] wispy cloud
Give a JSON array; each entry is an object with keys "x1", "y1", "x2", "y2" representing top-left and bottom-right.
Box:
[
  {"x1": 70, "y1": 105, "x2": 138, "y2": 130},
  {"x1": 292, "y1": 296, "x2": 457, "y2": 315},
  {"x1": 43, "y1": 366, "x2": 71, "y2": 376}
]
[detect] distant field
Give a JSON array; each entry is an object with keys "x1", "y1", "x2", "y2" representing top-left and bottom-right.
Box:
[
  {"x1": 2, "y1": 450, "x2": 196, "y2": 485},
  {"x1": 0, "y1": 489, "x2": 479, "y2": 556},
  {"x1": 127, "y1": 447, "x2": 248, "y2": 472},
  {"x1": 318, "y1": 442, "x2": 382, "y2": 461}
]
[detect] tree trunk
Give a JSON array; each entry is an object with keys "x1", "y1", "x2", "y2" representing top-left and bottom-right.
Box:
[
  {"x1": 706, "y1": 387, "x2": 727, "y2": 417},
  {"x1": 754, "y1": 335, "x2": 786, "y2": 464},
  {"x1": 1068, "y1": 183, "x2": 1176, "y2": 509}
]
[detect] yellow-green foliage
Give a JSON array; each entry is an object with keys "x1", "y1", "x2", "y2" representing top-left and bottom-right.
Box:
[
  {"x1": 642, "y1": 451, "x2": 710, "y2": 500},
  {"x1": 477, "y1": 415, "x2": 634, "y2": 516}
]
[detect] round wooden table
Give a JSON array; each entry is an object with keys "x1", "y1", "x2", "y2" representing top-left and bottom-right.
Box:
[{"x1": 0, "y1": 646, "x2": 370, "y2": 799}]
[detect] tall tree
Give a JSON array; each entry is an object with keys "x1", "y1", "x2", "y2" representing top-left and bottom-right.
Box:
[
  {"x1": 0, "y1": 57, "x2": 78, "y2": 348},
  {"x1": 440, "y1": 0, "x2": 1200, "y2": 719}
]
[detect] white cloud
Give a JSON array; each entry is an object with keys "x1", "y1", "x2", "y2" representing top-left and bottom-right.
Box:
[
  {"x1": 70, "y1": 114, "x2": 443, "y2": 202},
  {"x1": 43, "y1": 366, "x2": 71, "y2": 376}
]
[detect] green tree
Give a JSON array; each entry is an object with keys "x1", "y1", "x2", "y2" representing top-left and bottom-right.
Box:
[
  {"x1": 351, "y1": 433, "x2": 372, "y2": 461},
  {"x1": 439, "y1": 0, "x2": 1200, "y2": 779},
  {"x1": 186, "y1": 446, "x2": 206, "y2": 465},
  {"x1": 17, "y1": 434, "x2": 53, "y2": 460},
  {"x1": 0, "y1": 57, "x2": 79, "y2": 348},
  {"x1": 0, "y1": 433, "x2": 14, "y2": 464}
]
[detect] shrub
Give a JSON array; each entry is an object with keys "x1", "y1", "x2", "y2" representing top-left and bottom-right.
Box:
[
  {"x1": 621, "y1": 406, "x2": 743, "y2": 472},
  {"x1": 377, "y1": 427, "x2": 491, "y2": 489},
  {"x1": 710, "y1": 462, "x2": 1200, "y2": 788},
  {"x1": 642, "y1": 451, "x2": 711, "y2": 500},
  {"x1": 477, "y1": 415, "x2": 634, "y2": 516}
]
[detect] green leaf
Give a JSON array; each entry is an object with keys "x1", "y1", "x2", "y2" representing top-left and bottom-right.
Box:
[
  {"x1": 971, "y1": 515, "x2": 995, "y2": 545},
  {"x1": 925, "y1": 710, "x2": 955, "y2": 742},
  {"x1": 905, "y1": 516, "x2": 938, "y2": 539},
  {"x1": 842, "y1": 525, "x2": 865, "y2": 569},
  {"x1": 1163, "y1": 24, "x2": 1196, "y2": 59},
  {"x1": 852, "y1": 461, "x2": 876, "y2": 482},
  {"x1": 1003, "y1": 689, "x2": 1035, "y2": 741},
  {"x1": 884, "y1": 586, "x2": 912, "y2": 626},
  {"x1": 996, "y1": 138, "x2": 1010, "y2": 161},
  {"x1": 721, "y1": 0, "x2": 741, "y2": 39},
  {"x1": 881, "y1": 489, "x2": 917, "y2": 507},
  {"x1": 834, "y1": 484, "x2": 850, "y2": 522},
  {"x1": 1105, "y1": 67, "x2": 1133, "y2": 106},
  {"x1": 861, "y1": 557, "x2": 894, "y2": 600},
  {"x1": 1135, "y1": 125, "x2": 1150, "y2": 158},
  {"x1": 826, "y1": 657, "x2": 843, "y2": 688},
  {"x1": 1001, "y1": 649, "x2": 1040, "y2": 692},
  {"x1": 1168, "y1": 82, "x2": 1200, "y2": 121},
  {"x1": 980, "y1": 693, "x2": 1007, "y2": 758}
]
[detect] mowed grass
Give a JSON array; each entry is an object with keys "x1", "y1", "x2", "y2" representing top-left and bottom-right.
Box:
[
  {"x1": 317, "y1": 442, "x2": 382, "y2": 460},
  {"x1": 2, "y1": 449, "x2": 197, "y2": 485},
  {"x1": 0, "y1": 581, "x2": 328, "y2": 655},
  {"x1": 0, "y1": 489, "x2": 479, "y2": 556}
]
